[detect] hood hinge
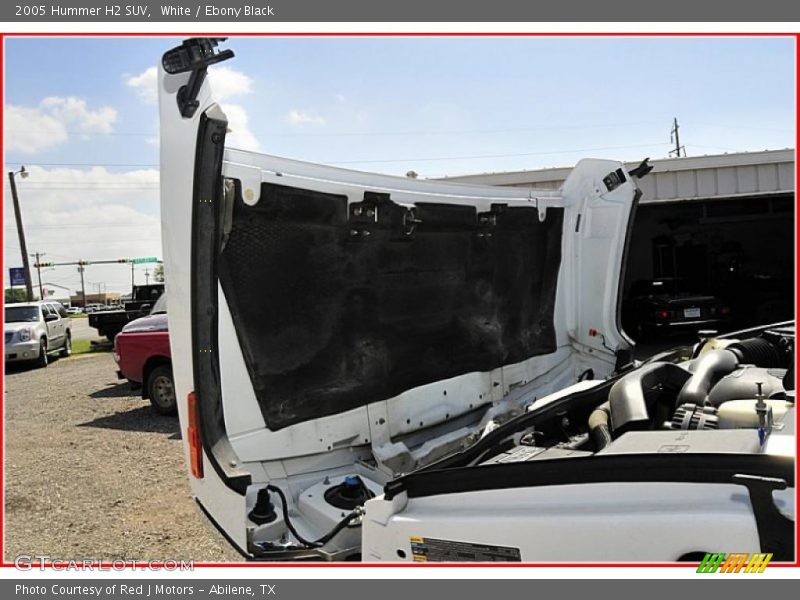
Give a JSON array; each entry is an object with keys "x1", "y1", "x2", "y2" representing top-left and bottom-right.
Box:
[{"x1": 530, "y1": 193, "x2": 548, "y2": 222}]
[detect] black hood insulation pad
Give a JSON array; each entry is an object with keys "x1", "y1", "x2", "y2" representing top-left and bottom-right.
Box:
[{"x1": 218, "y1": 181, "x2": 564, "y2": 431}]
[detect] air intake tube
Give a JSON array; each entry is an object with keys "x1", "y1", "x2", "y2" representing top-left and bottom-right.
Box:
[
  {"x1": 676, "y1": 349, "x2": 739, "y2": 407},
  {"x1": 588, "y1": 402, "x2": 612, "y2": 451},
  {"x1": 727, "y1": 337, "x2": 786, "y2": 368}
]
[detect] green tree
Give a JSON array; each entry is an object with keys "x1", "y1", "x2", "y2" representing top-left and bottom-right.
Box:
[
  {"x1": 153, "y1": 264, "x2": 165, "y2": 283},
  {"x1": 5, "y1": 288, "x2": 28, "y2": 303}
]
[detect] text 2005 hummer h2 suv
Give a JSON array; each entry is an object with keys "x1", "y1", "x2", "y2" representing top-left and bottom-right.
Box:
[{"x1": 159, "y1": 38, "x2": 795, "y2": 562}]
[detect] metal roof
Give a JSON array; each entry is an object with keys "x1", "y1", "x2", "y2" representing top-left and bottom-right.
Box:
[{"x1": 438, "y1": 149, "x2": 795, "y2": 204}]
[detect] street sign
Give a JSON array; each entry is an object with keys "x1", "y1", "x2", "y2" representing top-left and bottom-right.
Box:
[
  {"x1": 9, "y1": 267, "x2": 25, "y2": 286},
  {"x1": 128, "y1": 257, "x2": 159, "y2": 264}
]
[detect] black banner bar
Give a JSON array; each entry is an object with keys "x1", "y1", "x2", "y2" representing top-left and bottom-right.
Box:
[
  {"x1": 3, "y1": 1, "x2": 800, "y2": 23},
  {"x1": 4, "y1": 579, "x2": 800, "y2": 600}
]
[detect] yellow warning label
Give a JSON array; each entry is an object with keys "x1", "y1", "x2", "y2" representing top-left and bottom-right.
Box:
[{"x1": 408, "y1": 535, "x2": 521, "y2": 562}]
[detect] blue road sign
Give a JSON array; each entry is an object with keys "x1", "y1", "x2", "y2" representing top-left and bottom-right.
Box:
[{"x1": 9, "y1": 267, "x2": 25, "y2": 286}]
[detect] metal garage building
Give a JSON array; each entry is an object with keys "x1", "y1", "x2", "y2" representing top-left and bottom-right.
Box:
[{"x1": 442, "y1": 149, "x2": 795, "y2": 328}]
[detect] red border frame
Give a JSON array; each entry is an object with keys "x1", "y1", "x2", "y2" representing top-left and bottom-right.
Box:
[{"x1": 0, "y1": 30, "x2": 797, "y2": 571}]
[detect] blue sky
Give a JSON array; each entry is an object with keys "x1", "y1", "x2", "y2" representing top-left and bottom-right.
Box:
[{"x1": 3, "y1": 36, "x2": 795, "y2": 294}]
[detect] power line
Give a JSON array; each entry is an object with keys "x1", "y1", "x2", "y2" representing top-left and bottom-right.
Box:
[
  {"x1": 693, "y1": 124, "x2": 794, "y2": 135},
  {"x1": 5, "y1": 249, "x2": 82, "y2": 262},
  {"x1": 9, "y1": 142, "x2": 671, "y2": 170},
  {"x1": 329, "y1": 142, "x2": 671, "y2": 165},
  {"x1": 259, "y1": 120, "x2": 669, "y2": 138},
  {"x1": 688, "y1": 143, "x2": 752, "y2": 153},
  {"x1": 4, "y1": 223, "x2": 159, "y2": 230},
  {"x1": 5, "y1": 119, "x2": 668, "y2": 139},
  {"x1": 16, "y1": 182, "x2": 159, "y2": 185},
  {"x1": 14, "y1": 186, "x2": 159, "y2": 191},
  {"x1": 5, "y1": 140, "x2": 782, "y2": 174},
  {"x1": 7, "y1": 120, "x2": 793, "y2": 138},
  {"x1": 14, "y1": 181, "x2": 158, "y2": 184},
  {"x1": 17, "y1": 190, "x2": 158, "y2": 193},
  {"x1": 3, "y1": 162, "x2": 159, "y2": 168},
  {"x1": 5, "y1": 129, "x2": 156, "y2": 137},
  {"x1": 19, "y1": 238, "x2": 161, "y2": 245}
]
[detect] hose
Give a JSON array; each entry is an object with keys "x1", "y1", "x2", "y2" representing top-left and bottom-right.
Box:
[
  {"x1": 266, "y1": 484, "x2": 360, "y2": 549},
  {"x1": 588, "y1": 402, "x2": 612, "y2": 451},
  {"x1": 677, "y1": 349, "x2": 738, "y2": 407},
  {"x1": 727, "y1": 337, "x2": 785, "y2": 368}
]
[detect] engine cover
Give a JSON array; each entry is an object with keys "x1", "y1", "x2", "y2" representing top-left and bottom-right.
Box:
[{"x1": 597, "y1": 429, "x2": 762, "y2": 455}]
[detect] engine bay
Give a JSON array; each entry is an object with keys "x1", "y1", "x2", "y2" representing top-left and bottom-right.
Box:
[{"x1": 473, "y1": 325, "x2": 795, "y2": 467}]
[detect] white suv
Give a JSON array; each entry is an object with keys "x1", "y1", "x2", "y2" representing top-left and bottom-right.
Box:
[
  {"x1": 159, "y1": 38, "x2": 795, "y2": 563},
  {"x1": 4, "y1": 301, "x2": 72, "y2": 368}
]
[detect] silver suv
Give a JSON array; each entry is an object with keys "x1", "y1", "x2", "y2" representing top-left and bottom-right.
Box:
[{"x1": 4, "y1": 302, "x2": 72, "y2": 368}]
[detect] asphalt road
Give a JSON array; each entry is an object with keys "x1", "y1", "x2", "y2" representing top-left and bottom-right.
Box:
[
  {"x1": 3, "y1": 352, "x2": 240, "y2": 563},
  {"x1": 69, "y1": 317, "x2": 102, "y2": 342}
]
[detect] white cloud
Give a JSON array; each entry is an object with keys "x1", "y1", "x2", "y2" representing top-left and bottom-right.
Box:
[
  {"x1": 126, "y1": 64, "x2": 253, "y2": 104},
  {"x1": 286, "y1": 109, "x2": 326, "y2": 126},
  {"x1": 3, "y1": 165, "x2": 162, "y2": 294},
  {"x1": 4, "y1": 97, "x2": 117, "y2": 154},
  {"x1": 4, "y1": 105, "x2": 68, "y2": 154},
  {"x1": 39, "y1": 96, "x2": 117, "y2": 133},
  {"x1": 125, "y1": 66, "x2": 157, "y2": 104},
  {"x1": 208, "y1": 66, "x2": 254, "y2": 101},
  {"x1": 222, "y1": 104, "x2": 260, "y2": 152}
]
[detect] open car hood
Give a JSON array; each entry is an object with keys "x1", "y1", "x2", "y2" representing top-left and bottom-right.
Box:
[{"x1": 159, "y1": 38, "x2": 641, "y2": 483}]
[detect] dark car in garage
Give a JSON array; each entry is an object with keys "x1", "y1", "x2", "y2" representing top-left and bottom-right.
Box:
[{"x1": 623, "y1": 277, "x2": 731, "y2": 340}]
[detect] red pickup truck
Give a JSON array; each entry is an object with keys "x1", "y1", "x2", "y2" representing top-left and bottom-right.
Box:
[{"x1": 113, "y1": 295, "x2": 175, "y2": 415}]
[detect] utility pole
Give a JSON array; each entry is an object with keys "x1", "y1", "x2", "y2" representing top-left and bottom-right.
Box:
[
  {"x1": 131, "y1": 263, "x2": 135, "y2": 294},
  {"x1": 93, "y1": 282, "x2": 107, "y2": 305},
  {"x1": 78, "y1": 265, "x2": 87, "y2": 308},
  {"x1": 8, "y1": 167, "x2": 34, "y2": 301},
  {"x1": 32, "y1": 252, "x2": 45, "y2": 300},
  {"x1": 144, "y1": 268, "x2": 150, "y2": 286},
  {"x1": 670, "y1": 117, "x2": 685, "y2": 158}
]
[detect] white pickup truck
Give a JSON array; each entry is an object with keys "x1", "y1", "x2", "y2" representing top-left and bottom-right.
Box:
[{"x1": 158, "y1": 38, "x2": 795, "y2": 563}]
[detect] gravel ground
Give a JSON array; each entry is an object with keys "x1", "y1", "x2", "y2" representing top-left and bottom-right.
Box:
[{"x1": 4, "y1": 352, "x2": 240, "y2": 563}]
